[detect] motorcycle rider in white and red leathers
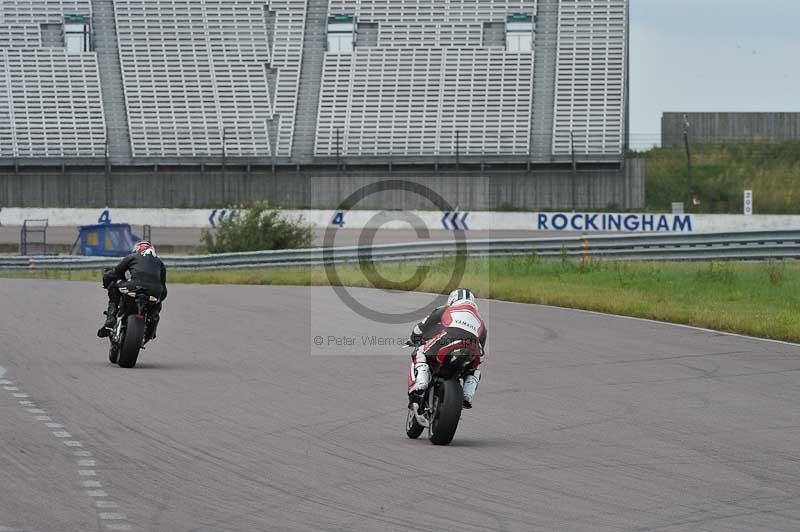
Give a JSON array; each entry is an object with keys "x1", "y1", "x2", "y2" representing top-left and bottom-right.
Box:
[{"x1": 407, "y1": 288, "x2": 486, "y2": 409}]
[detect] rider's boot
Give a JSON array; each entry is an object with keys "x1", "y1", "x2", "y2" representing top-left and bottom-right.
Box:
[
  {"x1": 146, "y1": 313, "x2": 160, "y2": 341},
  {"x1": 408, "y1": 362, "x2": 431, "y2": 409},
  {"x1": 96, "y1": 301, "x2": 117, "y2": 338},
  {"x1": 462, "y1": 370, "x2": 481, "y2": 409}
]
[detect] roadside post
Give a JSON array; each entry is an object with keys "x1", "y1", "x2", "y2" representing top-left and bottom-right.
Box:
[{"x1": 581, "y1": 235, "x2": 590, "y2": 265}]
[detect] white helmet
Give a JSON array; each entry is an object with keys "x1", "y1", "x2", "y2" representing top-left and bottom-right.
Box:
[{"x1": 447, "y1": 288, "x2": 476, "y2": 307}]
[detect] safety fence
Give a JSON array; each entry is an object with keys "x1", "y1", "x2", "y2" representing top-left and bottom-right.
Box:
[{"x1": 1, "y1": 231, "x2": 799, "y2": 271}]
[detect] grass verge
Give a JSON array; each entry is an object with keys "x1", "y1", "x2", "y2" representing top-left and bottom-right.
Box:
[
  {"x1": 639, "y1": 140, "x2": 800, "y2": 214},
  {"x1": 4, "y1": 257, "x2": 799, "y2": 343}
]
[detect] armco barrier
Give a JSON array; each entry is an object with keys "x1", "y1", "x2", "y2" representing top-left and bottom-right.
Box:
[{"x1": 1, "y1": 231, "x2": 799, "y2": 271}]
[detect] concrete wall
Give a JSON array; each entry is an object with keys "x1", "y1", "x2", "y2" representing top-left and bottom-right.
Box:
[
  {"x1": 2, "y1": 208, "x2": 797, "y2": 234},
  {"x1": 662, "y1": 112, "x2": 800, "y2": 147},
  {"x1": 0, "y1": 160, "x2": 645, "y2": 211}
]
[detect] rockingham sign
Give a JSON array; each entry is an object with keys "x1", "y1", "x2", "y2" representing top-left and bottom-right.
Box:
[
  {"x1": 536, "y1": 213, "x2": 694, "y2": 232},
  {"x1": 2, "y1": 208, "x2": 799, "y2": 233}
]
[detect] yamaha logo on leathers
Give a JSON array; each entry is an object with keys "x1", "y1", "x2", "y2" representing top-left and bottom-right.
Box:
[{"x1": 447, "y1": 310, "x2": 481, "y2": 335}]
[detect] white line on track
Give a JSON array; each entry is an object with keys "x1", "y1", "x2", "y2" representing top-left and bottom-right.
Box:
[
  {"x1": 98, "y1": 512, "x2": 127, "y2": 520},
  {"x1": 0, "y1": 366, "x2": 132, "y2": 530},
  {"x1": 95, "y1": 501, "x2": 119, "y2": 508}
]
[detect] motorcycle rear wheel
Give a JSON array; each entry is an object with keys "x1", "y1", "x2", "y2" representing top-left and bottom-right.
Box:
[
  {"x1": 429, "y1": 379, "x2": 463, "y2": 446},
  {"x1": 117, "y1": 315, "x2": 144, "y2": 368}
]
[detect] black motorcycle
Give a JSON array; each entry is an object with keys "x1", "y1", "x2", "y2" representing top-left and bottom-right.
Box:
[
  {"x1": 405, "y1": 342, "x2": 479, "y2": 445},
  {"x1": 107, "y1": 286, "x2": 159, "y2": 368}
]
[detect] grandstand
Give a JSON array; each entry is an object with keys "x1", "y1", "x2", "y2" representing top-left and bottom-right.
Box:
[
  {"x1": 0, "y1": 0, "x2": 636, "y2": 210},
  {"x1": 0, "y1": 1, "x2": 105, "y2": 158}
]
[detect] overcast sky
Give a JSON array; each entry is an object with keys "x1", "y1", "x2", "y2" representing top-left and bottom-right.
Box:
[{"x1": 629, "y1": 0, "x2": 800, "y2": 147}]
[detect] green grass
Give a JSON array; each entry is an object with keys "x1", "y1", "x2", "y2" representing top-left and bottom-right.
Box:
[
  {"x1": 6, "y1": 257, "x2": 799, "y2": 343},
  {"x1": 637, "y1": 140, "x2": 800, "y2": 214}
]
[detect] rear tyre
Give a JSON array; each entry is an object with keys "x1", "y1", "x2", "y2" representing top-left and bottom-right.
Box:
[
  {"x1": 406, "y1": 407, "x2": 424, "y2": 439},
  {"x1": 108, "y1": 343, "x2": 119, "y2": 364},
  {"x1": 117, "y1": 315, "x2": 144, "y2": 368},
  {"x1": 429, "y1": 379, "x2": 463, "y2": 446}
]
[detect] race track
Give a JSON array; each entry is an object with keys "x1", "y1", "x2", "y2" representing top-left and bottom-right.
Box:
[{"x1": 1, "y1": 280, "x2": 799, "y2": 531}]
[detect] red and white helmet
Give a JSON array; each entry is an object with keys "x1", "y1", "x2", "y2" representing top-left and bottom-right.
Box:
[{"x1": 133, "y1": 240, "x2": 156, "y2": 256}]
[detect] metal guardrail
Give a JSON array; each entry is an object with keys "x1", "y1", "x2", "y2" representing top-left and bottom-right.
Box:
[{"x1": 1, "y1": 230, "x2": 799, "y2": 271}]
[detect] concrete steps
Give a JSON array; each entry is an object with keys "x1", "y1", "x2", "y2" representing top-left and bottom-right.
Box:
[
  {"x1": 530, "y1": 0, "x2": 559, "y2": 161},
  {"x1": 91, "y1": 0, "x2": 132, "y2": 163},
  {"x1": 290, "y1": 0, "x2": 329, "y2": 163}
]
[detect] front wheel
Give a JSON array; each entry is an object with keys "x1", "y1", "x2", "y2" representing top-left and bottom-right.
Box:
[
  {"x1": 428, "y1": 379, "x2": 463, "y2": 446},
  {"x1": 117, "y1": 315, "x2": 144, "y2": 368},
  {"x1": 108, "y1": 343, "x2": 119, "y2": 364}
]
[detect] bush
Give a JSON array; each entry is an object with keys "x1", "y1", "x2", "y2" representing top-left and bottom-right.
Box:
[{"x1": 202, "y1": 201, "x2": 313, "y2": 253}]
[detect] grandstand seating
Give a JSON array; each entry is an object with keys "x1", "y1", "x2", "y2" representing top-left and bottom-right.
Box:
[
  {"x1": 1, "y1": 0, "x2": 628, "y2": 162},
  {"x1": 316, "y1": 48, "x2": 533, "y2": 156},
  {"x1": 315, "y1": 1, "x2": 537, "y2": 157},
  {"x1": 0, "y1": 0, "x2": 92, "y2": 48},
  {"x1": 552, "y1": 0, "x2": 627, "y2": 156},
  {"x1": 0, "y1": 0, "x2": 105, "y2": 158},
  {"x1": 113, "y1": 0, "x2": 284, "y2": 158},
  {"x1": 328, "y1": 1, "x2": 536, "y2": 24},
  {"x1": 269, "y1": 0, "x2": 307, "y2": 157}
]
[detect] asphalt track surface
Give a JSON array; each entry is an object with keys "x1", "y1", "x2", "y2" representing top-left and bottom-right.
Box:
[{"x1": 1, "y1": 280, "x2": 800, "y2": 531}]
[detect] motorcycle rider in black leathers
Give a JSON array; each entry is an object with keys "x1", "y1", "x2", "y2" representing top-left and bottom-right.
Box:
[{"x1": 96, "y1": 241, "x2": 167, "y2": 339}]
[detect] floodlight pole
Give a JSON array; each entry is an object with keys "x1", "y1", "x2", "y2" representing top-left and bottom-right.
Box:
[
  {"x1": 336, "y1": 127, "x2": 341, "y2": 172},
  {"x1": 683, "y1": 115, "x2": 692, "y2": 210},
  {"x1": 104, "y1": 128, "x2": 111, "y2": 206},
  {"x1": 570, "y1": 130, "x2": 577, "y2": 209},
  {"x1": 222, "y1": 126, "x2": 228, "y2": 186},
  {"x1": 456, "y1": 130, "x2": 460, "y2": 171}
]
